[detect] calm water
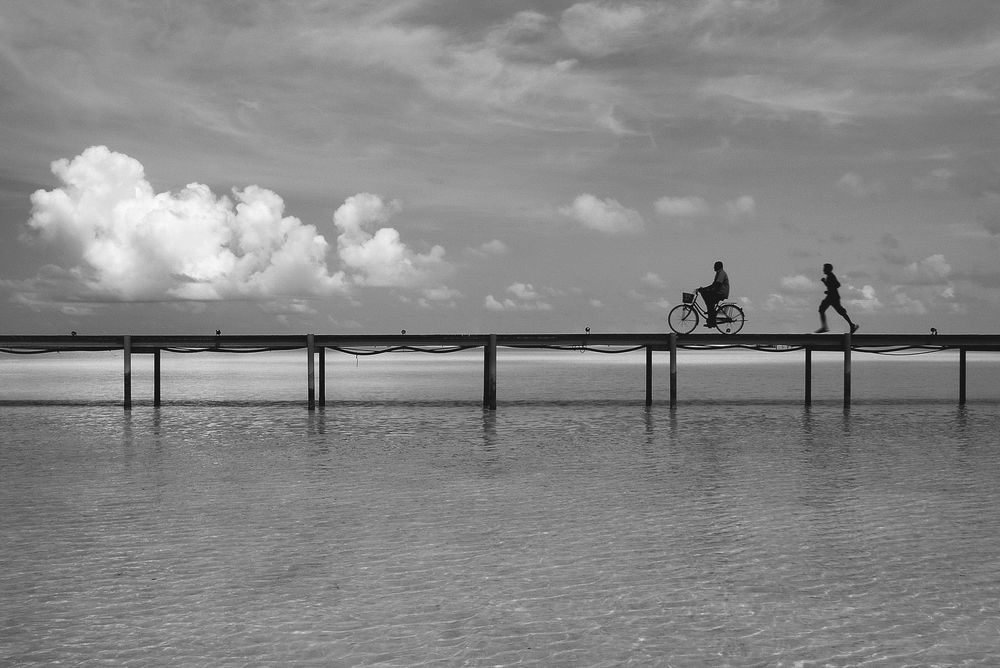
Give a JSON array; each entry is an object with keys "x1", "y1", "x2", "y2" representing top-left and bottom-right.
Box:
[{"x1": 2, "y1": 350, "x2": 1000, "y2": 666}]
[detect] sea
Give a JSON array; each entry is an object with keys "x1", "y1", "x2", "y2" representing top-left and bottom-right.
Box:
[{"x1": 2, "y1": 347, "x2": 999, "y2": 667}]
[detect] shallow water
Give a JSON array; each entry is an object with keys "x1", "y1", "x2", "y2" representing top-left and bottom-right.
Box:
[
  {"x1": 2, "y1": 347, "x2": 999, "y2": 406},
  {"x1": 2, "y1": 353, "x2": 1000, "y2": 665}
]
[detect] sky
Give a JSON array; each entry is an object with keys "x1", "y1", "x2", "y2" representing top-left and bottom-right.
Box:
[{"x1": 1, "y1": 0, "x2": 999, "y2": 335}]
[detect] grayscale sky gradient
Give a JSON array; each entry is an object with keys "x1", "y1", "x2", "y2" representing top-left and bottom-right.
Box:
[{"x1": 1, "y1": 0, "x2": 998, "y2": 334}]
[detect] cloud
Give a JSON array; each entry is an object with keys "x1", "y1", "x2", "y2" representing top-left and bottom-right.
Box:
[
  {"x1": 559, "y1": 2, "x2": 659, "y2": 58},
  {"x1": 418, "y1": 286, "x2": 462, "y2": 307},
  {"x1": 508, "y1": 282, "x2": 541, "y2": 301},
  {"x1": 763, "y1": 273, "x2": 819, "y2": 313},
  {"x1": 296, "y1": 5, "x2": 618, "y2": 134},
  {"x1": 837, "y1": 172, "x2": 883, "y2": 197},
  {"x1": 14, "y1": 146, "x2": 456, "y2": 309},
  {"x1": 333, "y1": 193, "x2": 453, "y2": 288},
  {"x1": 888, "y1": 290, "x2": 928, "y2": 315},
  {"x1": 725, "y1": 195, "x2": 756, "y2": 219},
  {"x1": 466, "y1": 239, "x2": 509, "y2": 257},
  {"x1": 902, "y1": 254, "x2": 951, "y2": 284},
  {"x1": 846, "y1": 284, "x2": 882, "y2": 313},
  {"x1": 887, "y1": 280, "x2": 962, "y2": 316},
  {"x1": 640, "y1": 272, "x2": 667, "y2": 289},
  {"x1": 560, "y1": 193, "x2": 644, "y2": 234},
  {"x1": 780, "y1": 274, "x2": 817, "y2": 293},
  {"x1": 700, "y1": 75, "x2": 856, "y2": 125},
  {"x1": 762, "y1": 293, "x2": 811, "y2": 312},
  {"x1": 654, "y1": 196, "x2": 710, "y2": 218},
  {"x1": 20, "y1": 146, "x2": 347, "y2": 303},
  {"x1": 654, "y1": 193, "x2": 755, "y2": 227},
  {"x1": 484, "y1": 282, "x2": 553, "y2": 311}
]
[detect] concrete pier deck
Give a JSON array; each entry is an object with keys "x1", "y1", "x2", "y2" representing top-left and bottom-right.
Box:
[{"x1": 1, "y1": 333, "x2": 998, "y2": 409}]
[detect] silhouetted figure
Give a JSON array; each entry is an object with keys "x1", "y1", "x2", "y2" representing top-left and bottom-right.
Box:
[
  {"x1": 698, "y1": 260, "x2": 729, "y2": 328},
  {"x1": 816, "y1": 263, "x2": 858, "y2": 334}
]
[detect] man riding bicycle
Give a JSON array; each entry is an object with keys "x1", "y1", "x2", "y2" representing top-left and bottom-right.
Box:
[{"x1": 698, "y1": 260, "x2": 729, "y2": 328}]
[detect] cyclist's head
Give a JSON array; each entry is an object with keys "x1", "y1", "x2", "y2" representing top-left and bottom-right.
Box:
[
  {"x1": 713, "y1": 261, "x2": 723, "y2": 271},
  {"x1": 823, "y1": 263, "x2": 833, "y2": 272}
]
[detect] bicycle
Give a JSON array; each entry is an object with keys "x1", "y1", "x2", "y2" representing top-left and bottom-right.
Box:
[{"x1": 668, "y1": 290, "x2": 746, "y2": 334}]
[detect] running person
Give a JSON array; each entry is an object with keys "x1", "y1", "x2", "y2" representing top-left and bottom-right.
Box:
[{"x1": 816, "y1": 263, "x2": 859, "y2": 334}]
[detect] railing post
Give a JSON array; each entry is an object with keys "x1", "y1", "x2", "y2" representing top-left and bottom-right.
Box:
[
  {"x1": 959, "y1": 347, "x2": 967, "y2": 406},
  {"x1": 843, "y1": 332, "x2": 852, "y2": 409},
  {"x1": 669, "y1": 333, "x2": 677, "y2": 408},
  {"x1": 804, "y1": 347, "x2": 812, "y2": 406},
  {"x1": 153, "y1": 348, "x2": 161, "y2": 407},
  {"x1": 645, "y1": 346, "x2": 653, "y2": 407},
  {"x1": 484, "y1": 334, "x2": 497, "y2": 410},
  {"x1": 306, "y1": 334, "x2": 316, "y2": 410},
  {"x1": 318, "y1": 346, "x2": 326, "y2": 406},
  {"x1": 123, "y1": 335, "x2": 132, "y2": 411}
]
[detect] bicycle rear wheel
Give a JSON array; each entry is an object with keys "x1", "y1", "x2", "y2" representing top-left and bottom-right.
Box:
[
  {"x1": 715, "y1": 304, "x2": 745, "y2": 334},
  {"x1": 668, "y1": 304, "x2": 699, "y2": 334}
]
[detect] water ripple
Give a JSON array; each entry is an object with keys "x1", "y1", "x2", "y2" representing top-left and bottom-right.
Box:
[{"x1": 2, "y1": 403, "x2": 1000, "y2": 665}]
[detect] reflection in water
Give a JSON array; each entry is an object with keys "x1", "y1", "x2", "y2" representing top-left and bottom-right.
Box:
[
  {"x1": 306, "y1": 407, "x2": 327, "y2": 436},
  {"x1": 2, "y1": 402, "x2": 1000, "y2": 665},
  {"x1": 481, "y1": 408, "x2": 498, "y2": 451}
]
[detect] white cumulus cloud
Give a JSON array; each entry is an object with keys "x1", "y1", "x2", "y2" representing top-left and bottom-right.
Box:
[
  {"x1": 780, "y1": 274, "x2": 817, "y2": 293},
  {"x1": 22, "y1": 146, "x2": 346, "y2": 302},
  {"x1": 847, "y1": 284, "x2": 882, "y2": 313},
  {"x1": 903, "y1": 254, "x2": 951, "y2": 284},
  {"x1": 560, "y1": 193, "x2": 644, "y2": 234},
  {"x1": 640, "y1": 271, "x2": 667, "y2": 289},
  {"x1": 333, "y1": 193, "x2": 453, "y2": 288},
  {"x1": 16, "y1": 146, "x2": 456, "y2": 308},
  {"x1": 484, "y1": 282, "x2": 553, "y2": 311}
]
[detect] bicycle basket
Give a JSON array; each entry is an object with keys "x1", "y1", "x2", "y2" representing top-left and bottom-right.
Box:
[{"x1": 682, "y1": 292, "x2": 694, "y2": 304}]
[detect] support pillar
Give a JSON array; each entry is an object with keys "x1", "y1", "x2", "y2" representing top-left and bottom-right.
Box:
[
  {"x1": 843, "y1": 332, "x2": 852, "y2": 409},
  {"x1": 153, "y1": 349, "x2": 161, "y2": 407},
  {"x1": 804, "y1": 347, "x2": 812, "y2": 406},
  {"x1": 484, "y1": 334, "x2": 497, "y2": 410},
  {"x1": 318, "y1": 346, "x2": 326, "y2": 406},
  {"x1": 306, "y1": 334, "x2": 316, "y2": 410},
  {"x1": 959, "y1": 347, "x2": 967, "y2": 406},
  {"x1": 123, "y1": 335, "x2": 132, "y2": 411},
  {"x1": 645, "y1": 345, "x2": 653, "y2": 407},
  {"x1": 669, "y1": 333, "x2": 677, "y2": 409}
]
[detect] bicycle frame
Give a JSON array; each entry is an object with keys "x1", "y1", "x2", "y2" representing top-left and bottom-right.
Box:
[{"x1": 684, "y1": 290, "x2": 712, "y2": 319}]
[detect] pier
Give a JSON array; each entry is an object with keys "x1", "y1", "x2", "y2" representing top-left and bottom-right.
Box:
[{"x1": 1, "y1": 333, "x2": 998, "y2": 409}]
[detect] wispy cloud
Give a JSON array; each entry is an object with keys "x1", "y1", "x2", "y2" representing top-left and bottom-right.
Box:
[{"x1": 654, "y1": 196, "x2": 710, "y2": 218}]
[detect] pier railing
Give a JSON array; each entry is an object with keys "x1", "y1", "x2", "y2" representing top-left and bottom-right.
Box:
[{"x1": 1, "y1": 333, "x2": 998, "y2": 409}]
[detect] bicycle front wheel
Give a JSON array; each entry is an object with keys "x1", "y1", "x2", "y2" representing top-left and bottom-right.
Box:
[
  {"x1": 668, "y1": 304, "x2": 699, "y2": 334},
  {"x1": 715, "y1": 304, "x2": 745, "y2": 334}
]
